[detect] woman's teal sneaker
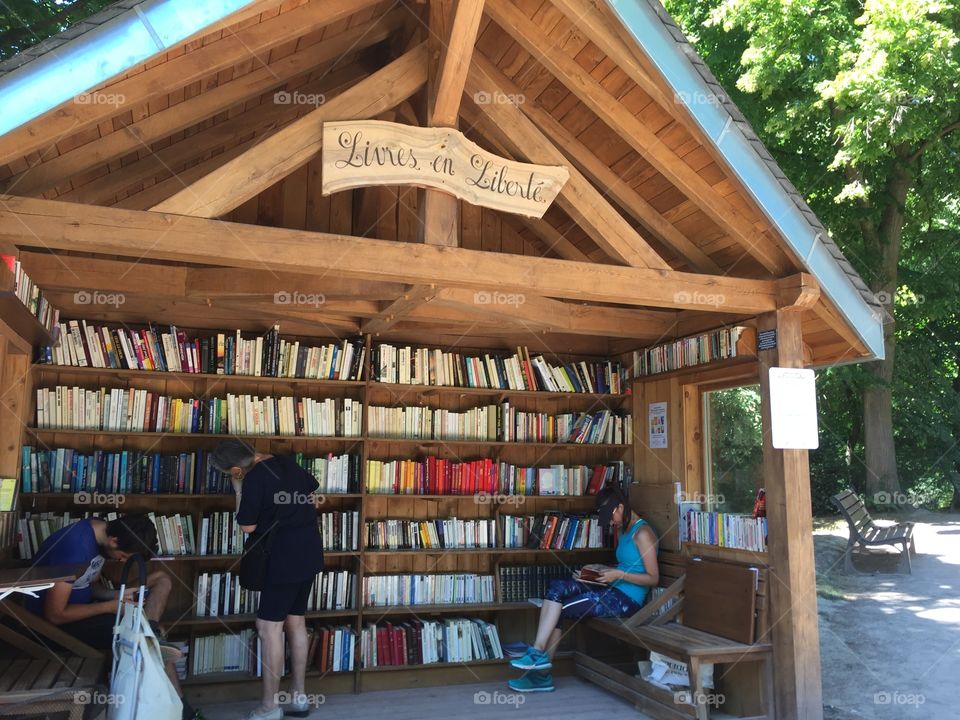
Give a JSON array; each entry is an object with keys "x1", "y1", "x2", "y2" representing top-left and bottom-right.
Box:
[
  {"x1": 508, "y1": 672, "x2": 555, "y2": 692},
  {"x1": 509, "y1": 647, "x2": 551, "y2": 670}
]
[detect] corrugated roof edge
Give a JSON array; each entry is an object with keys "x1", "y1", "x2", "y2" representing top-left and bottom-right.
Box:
[{"x1": 606, "y1": 0, "x2": 885, "y2": 361}]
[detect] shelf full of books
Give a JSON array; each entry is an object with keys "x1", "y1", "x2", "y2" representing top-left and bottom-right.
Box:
[
  {"x1": 0, "y1": 254, "x2": 59, "y2": 346},
  {"x1": 680, "y1": 509, "x2": 768, "y2": 553},
  {"x1": 633, "y1": 326, "x2": 757, "y2": 377}
]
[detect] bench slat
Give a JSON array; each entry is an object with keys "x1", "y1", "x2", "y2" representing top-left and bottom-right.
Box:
[
  {"x1": 8, "y1": 658, "x2": 47, "y2": 692},
  {"x1": 0, "y1": 658, "x2": 30, "y2": 692}
]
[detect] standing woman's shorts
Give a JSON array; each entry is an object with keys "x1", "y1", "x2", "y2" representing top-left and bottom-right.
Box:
[
  {"x1": 257, "y1": 578, "x2": 314, "y2": 621},
  {"x1": 544, "y1": 579, "x2": 643, "y2": 619}
]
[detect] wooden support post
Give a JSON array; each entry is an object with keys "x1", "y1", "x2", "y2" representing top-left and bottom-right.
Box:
[{"x1": 757, "y1": 309, "x2": 824, "y2": 720}]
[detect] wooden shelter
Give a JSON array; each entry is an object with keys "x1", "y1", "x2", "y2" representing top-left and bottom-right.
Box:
[{"x1": 0, "y1": 1, "x2": 883, "y2": 719}]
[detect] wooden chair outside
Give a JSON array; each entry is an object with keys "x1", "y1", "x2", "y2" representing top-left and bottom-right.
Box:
[{"x1": 832, "y1": 489, "x2": 916, "y2": 573}]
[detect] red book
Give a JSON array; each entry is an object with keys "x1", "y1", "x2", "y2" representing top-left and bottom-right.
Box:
[
  {"x1": 426, "y1": 457, "x2": 436, "y2": 494},
  {"x1": 375, "y1": 626, "x2": 388, "y2": 668},
  {"x1": 586, "y1": 465, "x2": 607, "y2": 495},
  {"x1": 393, "y1": 626, "x2": 405, "y2": 666}
]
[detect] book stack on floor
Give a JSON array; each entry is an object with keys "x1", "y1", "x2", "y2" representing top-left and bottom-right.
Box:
[
  {"x1": 21, "y1": 446, "x2": 230, "y2": 495},
  {"x1": 680, "y1": 509, "x2": 768, "y2": 552},
  {"x1": 296, "y1": 452, "x2": 361, "y2": 494},
  {"x1": 310, "y1": 625, "x2": 356, "y2": 673},
  {"x1": 320, "y1": 510, "x2": 359, "y2": 551},
  {"x1": 198, "y1": 512, "x2": 244, "y2": 555},
  {"x1": 34, "y1": 386, "x2": 362, "y2": 436},
  {"x1": 364, "y1": 457, "x2": 627, "y2": 496},
  {"x1": 633, "y1": 326, "x2": 750, "y2": 376},
  {"x1": 1, "y1": 254, "x2": 59, "y2": 333},
  {"x1": 499, "y1": 564, "x2": 574, "y2": 602},
  {"x1": 191, "y1": 629, "x2": 257, "y2": 677},
  {"x1": 372, "y1": 342, "x2": 627, "y2": 393},
  {"x1": 364, "y1": 517, "x2": 497, "y2": 550},
  {"x1": 43, "y1": 321, "x2": 366, "y2": 380},
  {"x1": 500, "y1": 512, "x2": 609, "y2": 550},
  {"x1": 367, "y1": 403, "x2": 631, "y2": 444},
  {"x1": 359, "y1": 617, "x2": 503, "y2": 668},
  {"x1": 362, "y1": 573, "x2": 495, "y2": 607}
]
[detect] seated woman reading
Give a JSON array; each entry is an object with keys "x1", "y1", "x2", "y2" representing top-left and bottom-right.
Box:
[{"x1": 508, "y1": 484, "x2": 659, "y2": 692}]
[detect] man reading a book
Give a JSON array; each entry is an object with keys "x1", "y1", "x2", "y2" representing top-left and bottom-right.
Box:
[
  {"x1": 508, "y1": 484, "x2": 659, "y2": 692},
  {"x1": 24, "y1": 513, "x2": 198, "y2": 718}
]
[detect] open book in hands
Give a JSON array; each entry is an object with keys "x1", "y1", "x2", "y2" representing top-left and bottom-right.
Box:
[{"x1": 573, "y1": 564, "x2": 612, "y2": 585}]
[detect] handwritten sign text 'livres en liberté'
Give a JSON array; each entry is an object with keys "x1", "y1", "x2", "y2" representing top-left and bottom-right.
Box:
[{"x1": 321, "y1": 120, "x2": 569, "y2": 218}]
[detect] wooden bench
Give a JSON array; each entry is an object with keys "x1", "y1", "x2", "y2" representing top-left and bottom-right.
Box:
[
  {"x1": 0, "y1": 600, "x2": 106, "y2": 719},
  {"x1": 574, "y1": 555, "x2": 772, "y2": 720},
  {"x1": 832, "y1": 489, "x2": 916, "y2": 573}
]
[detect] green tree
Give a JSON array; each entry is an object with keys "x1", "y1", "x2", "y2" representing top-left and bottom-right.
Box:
[
  {"x1": 666, "y1": 0, "x2": 960, "y2": 504},
  {"x1": 0, "y1": 0, "x2": 115, "y2": 62}
]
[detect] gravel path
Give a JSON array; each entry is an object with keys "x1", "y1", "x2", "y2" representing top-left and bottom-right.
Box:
[{"x1": 815, "y1": 512, "x2": 960, "y2": 719}]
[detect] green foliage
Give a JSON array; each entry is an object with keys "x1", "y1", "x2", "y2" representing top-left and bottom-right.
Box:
[
  {"x1": 0, "y1": 0, "x2": 116, "y2": 62},
  {"x1": 705, "y1": 387, "x2": 764, "y2": 514},
  {"x1": 666, "y1": 0, "x2": 960, "y2": 514}
]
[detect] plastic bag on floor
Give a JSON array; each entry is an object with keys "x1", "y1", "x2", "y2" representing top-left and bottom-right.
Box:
[{"x1": 638, "y1": 651, "x2": 714, "y2": 689}]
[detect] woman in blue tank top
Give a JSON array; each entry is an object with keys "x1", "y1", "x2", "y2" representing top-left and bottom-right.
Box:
[{"x1": 508, "y1": 484, "x2": 659, "y2": 693}]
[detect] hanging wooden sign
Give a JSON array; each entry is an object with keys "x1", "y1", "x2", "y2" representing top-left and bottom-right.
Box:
[{"x1": 321, "y1": 120, "x2": 569, "y2": 218}]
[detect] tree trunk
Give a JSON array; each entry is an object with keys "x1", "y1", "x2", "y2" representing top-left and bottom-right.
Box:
[{"x1": 862, "y1": 155, "x2": 912, "y2": 503}]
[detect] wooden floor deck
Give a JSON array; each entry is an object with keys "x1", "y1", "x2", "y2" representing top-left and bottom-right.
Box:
[{"x1": 202, "y1": 675, "x2": 648, "y2": 719}]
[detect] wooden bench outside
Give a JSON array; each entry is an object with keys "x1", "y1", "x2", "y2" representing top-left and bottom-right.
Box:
[
  {"x1": 0, "y1": 600, "x2": 106, "y2": 719},
  {"x1": 574, "y1": 555, "x2": 772, "y2": 720},
  {"x1": 832, "y1": 489, "x2": 916, "y2": 573}
]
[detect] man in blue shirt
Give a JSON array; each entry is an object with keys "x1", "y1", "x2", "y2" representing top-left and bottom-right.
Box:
[{"x1": 29, "y1": 513, "x2": 198, "y2": 720}]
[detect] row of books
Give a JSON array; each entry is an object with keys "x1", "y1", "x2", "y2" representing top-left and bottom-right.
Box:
[
  {"x1": 633, "y1": 326, "x2": 748, "y2": 376},
  {"x1": 501, "y1": 513, "x2": 609, "y2": 550},
  {"x1": 295, "y1": 452, "x2": 361, "y2": 494},
  {"x1": 680, "y1": 509, "x2": 768, "y2": 552},
  {"x1": 198, "y1": 511, "x2": 244, "y2": 555},
  {"x1": 311, "y1": 625, "x2": 357, "y2": 673},
  {"x1": 362, "y1": 573, "x2": 495, "y2": 607},
  {"x1": 359, "y1": 617, "x2": 503, "y2": 668},
  {"x1": 499, "y1": 564, "x2": 576, "y2": 603},
  {"x1": 2, "y1": 255, "x2": 59, "y2": 332},
  {"x1": 35, "y1": 386, "x2": 363, "y2": 437},
  {"x1": 371, "y1": 343, "x2": 627, "y2": 394},
  {"x1": 365, "y1": 518, "x2": 497, "y2": 550},
  {"x1": 191, "y1": 629, "x2": 258, "y2": 676},
  {"x1": 364, "y1": 457, "x2": 628, "y2": 496},
  {"x1": 367, "y1": 403, "x2": 632, "y2": 444},
  {"x1": 321, "y1": 510, "x2": 359, "y2": 552},
  {"x1": 21, "y1": 447, "x2": 230, "y2": 495},
  {"x1": 44, "y1": 321, "x2": 366, "y2": 380},
  {"x1": 196, "y1": 569, "x2": 354, "y2": 616}
]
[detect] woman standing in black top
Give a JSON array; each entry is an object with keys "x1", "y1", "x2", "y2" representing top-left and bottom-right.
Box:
[{"x1": 212, "y1": 440, "x2": 324, "y2": 720}]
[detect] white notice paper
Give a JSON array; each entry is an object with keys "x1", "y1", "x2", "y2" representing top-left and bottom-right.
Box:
[
  {"x1": 768, "y1": 367, "x2": 819, "y2": 449},
  {"x1": 648, "y1": 401, "x2": 668, "y2": 449}
]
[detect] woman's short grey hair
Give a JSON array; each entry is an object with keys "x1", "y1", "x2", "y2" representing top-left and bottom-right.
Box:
[{"x1": 210, "y1": 439, "x2": 256, "y2": 472}]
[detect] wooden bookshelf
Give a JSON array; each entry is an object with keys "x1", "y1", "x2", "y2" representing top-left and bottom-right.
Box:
[
  {"x1": 0, "y1": 262, "x2": 56, "y2": 349},
  {"x1": 682, "y1": 541, "x2": 768, "y2": 564},
  {"x1": 15, "y1": 333, "x2": 631, "y2": 697}
]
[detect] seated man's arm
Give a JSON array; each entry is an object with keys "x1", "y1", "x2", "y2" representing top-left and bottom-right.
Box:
[
  {"x1": 89, "y1": 578, "x2": 118, "y2": 601},
  {"x1": 43, "y1": 581, "x2": 127, "y2": 625}
]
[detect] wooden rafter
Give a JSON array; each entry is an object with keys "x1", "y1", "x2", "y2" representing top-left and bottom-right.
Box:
[
  {"x1": 468, "y1": 54, "x2": 721, "y2": 273},
  {"x1": 483, "y1": 0, "x2": 788, "y2": 275},
  {"x1": 0, "y1": 0, "x2": 383, "y2": 169},
  {"x1": 0, "y1": 195, "x2": 779, "y2": 314},
  {"x1": 362, "y1": 285, "x2": 440, "y2": 335},
  {"x1": 429, "y1": 0, "x2": 485, "y2": 126},
  {"x1": 151, "y1": 44, "x2": 429, "y2": 218},
  {"x1": 3, "y1": 13, "x2": 403, "y2": 197},
  {"x1": 461, "y1": 72, "x2": 669, "y2": 270},
  {"x1": 59, "y1": 64, "x2": 369, "y2": 207}
]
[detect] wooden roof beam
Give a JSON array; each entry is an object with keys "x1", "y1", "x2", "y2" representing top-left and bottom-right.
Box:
[
  {"x1": 461, "y1": 73, "x2": 669, "y2": 270},
  {"x1": 0, "y1": 0, "x2": 384, "y2": 169},
  {"x1": 483, "y1": 0, "x2": 788, "y2": 275},
  {"x1": 362, "y1": 285, "x2": 441, "y2": 335},
  {"x1": 151, "y1": 44, "x2": 429, "y2": 218},
  {"x1": 0, "y1": 195, "x2": 779, "y2": 314},
  {"x1": 3, "y1": 12, "x2": 404, "y2": 197},
  {"x1": 429, "y1": 0, "x2": 486, "y2": 126},
  {"x1": 469, "y1": 54, "x2": 721, "y2": 274},
  {"x1": 59, "y1": 64, "x2": 369, "y2": 207}
]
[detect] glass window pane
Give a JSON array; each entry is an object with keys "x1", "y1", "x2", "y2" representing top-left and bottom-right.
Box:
[{"x1": 703, "y1": 385, "x2": 762, "y2": 513}]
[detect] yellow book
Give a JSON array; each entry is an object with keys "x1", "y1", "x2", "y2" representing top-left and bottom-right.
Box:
[{"x1": 0, "y1": 477, "x2": 15, "y2": 512}]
